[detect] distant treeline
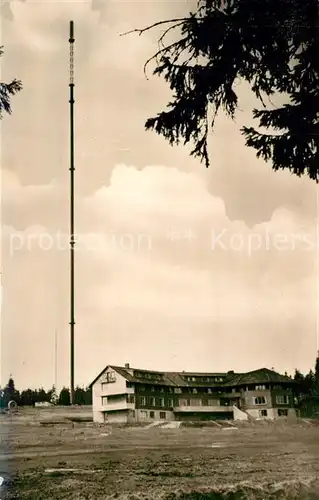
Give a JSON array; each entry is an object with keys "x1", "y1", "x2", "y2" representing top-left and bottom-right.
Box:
[
  {"x1": 293, "y1": 368, "x2": 319, "y2": 397},
  {"x1": 1, "y1": 355, "x2": 319, "y2": 408},
  {"x1": 0, "y1": 378, "x2": 92, "y2": 407}
]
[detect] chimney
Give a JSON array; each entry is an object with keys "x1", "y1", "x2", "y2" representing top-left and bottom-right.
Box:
[{"x1": 125, "y1": 363, "x2": 130, "y2": 369}]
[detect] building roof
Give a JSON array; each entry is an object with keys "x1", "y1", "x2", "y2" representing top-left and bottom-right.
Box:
[
  {"x1": 89, "y1": 365, "x2": 294, "y2": 388},
  {"x1": 224, "y1": 368, "x2": 293, "y2": 387},
  {"x1": 163, "y1": 372, "x2": 228, "y2": 387}
]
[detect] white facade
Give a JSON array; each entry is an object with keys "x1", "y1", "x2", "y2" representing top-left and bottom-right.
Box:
[
  {"x1": 92, "y1": 366, "x2": 135, "y2": 423},
  {"x1": 92, "y1": 367, "x2": 176, "y2": 423}
]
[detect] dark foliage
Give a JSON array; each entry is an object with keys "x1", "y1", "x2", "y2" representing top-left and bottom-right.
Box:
[
  {"x1": 1, "y1": 377, "x2": 20, "y2": 407},
  {"x1": 0, "y1": 47, "x2": 22, "y2": 119},
  {"x1": 127, "y1": 0, "x2": 319, "y2": 181},
  {"x1": 58, "y1": 386, "x2": 71, "y2": 405},
  {"x1": 0, "y1": 379, "x2": 92, "y2": 407},
  {"x1": 315, "y1": 352, "x2": 319, "y2": 393},
  {"x1": 293, "y1": 367, "x2": 317, "y2": 398}
]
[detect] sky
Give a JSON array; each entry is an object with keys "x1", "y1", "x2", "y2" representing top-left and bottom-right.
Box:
[{"x1": 0, "y1": 0, "x2": 318, "y2": 390}]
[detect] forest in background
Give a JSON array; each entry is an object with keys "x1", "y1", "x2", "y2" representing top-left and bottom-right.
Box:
[
  {"x1": 1, "y1": 354, "x2": 318, "y2": 409},
  {"x1": 0, "y1": 380, "x2": 91, "y2": 407}
]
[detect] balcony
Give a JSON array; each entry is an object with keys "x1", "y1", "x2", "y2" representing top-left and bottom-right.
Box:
[
  {"x1": 173, "y1": 405, "x2": 232, "y2": 413},
  {"x1": 101, "y1": 401, "x2": 135, "y2": 412},
  {"x1": 222, "y1": 392, "x2": 242, "y2": 398},
  {"x1": 101, "y1": 387, "x2": 135, "y2": 395}
]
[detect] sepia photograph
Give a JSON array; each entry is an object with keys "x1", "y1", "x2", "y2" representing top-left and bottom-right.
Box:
[{"x1": 0, "y1": 0, "x2": 318, "y2": 498}]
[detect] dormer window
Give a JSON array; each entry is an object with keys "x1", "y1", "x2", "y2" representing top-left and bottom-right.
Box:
[{"x1": 255, "y1": 385, "x2": 266, "y2": 391}]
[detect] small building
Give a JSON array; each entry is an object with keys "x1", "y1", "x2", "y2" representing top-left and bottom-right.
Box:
[
  {"x1": 89, "y1": 364, "x2": 297, "y2": 424},
  {"x1": 34, "y1": 402, "x2": 53, "y2": 408}
]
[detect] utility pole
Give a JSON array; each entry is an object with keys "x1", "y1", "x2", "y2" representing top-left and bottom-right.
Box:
[{"x1": 69, "y1": 20, "x2": 75, "y2": 405}]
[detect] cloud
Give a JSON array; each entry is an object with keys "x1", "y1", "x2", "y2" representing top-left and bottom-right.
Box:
[
  {"x1": 1, "y1": 169, "x2": 58, "y2": 203},
  {"x1": 1, "y1": 169, "x2": 62, "y2": 230},
  {"x1": 1, "y1": 0, "x2": 317, "y2": 389},
  {"x1": 1, "y1": 163, "x2": 316, "y2": 388}
]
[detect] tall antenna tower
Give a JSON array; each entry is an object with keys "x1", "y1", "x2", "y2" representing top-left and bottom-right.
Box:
[
  {"x1": 54, "y1": 328, "x2": 58, "y2": 390},
  {"x1": 0, "y1": 272, "x2": 2, "y2": 312},
  {"x1": 69, "y1": 20, "x2": 75, "y2": 405}
]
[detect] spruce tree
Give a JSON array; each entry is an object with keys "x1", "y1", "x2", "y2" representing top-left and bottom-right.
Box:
[{"x1": 129, "y1": 0, "x2": 319, "y2": 181}]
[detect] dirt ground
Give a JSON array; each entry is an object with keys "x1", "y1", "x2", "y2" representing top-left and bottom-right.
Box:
[{"x1": 0, "y1": 408, "x2": 319, "y2": 499}]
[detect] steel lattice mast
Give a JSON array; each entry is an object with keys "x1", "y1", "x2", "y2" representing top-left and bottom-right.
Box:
[{"x1": 69, "y1": 21, "x2": 75, "y2": 405}]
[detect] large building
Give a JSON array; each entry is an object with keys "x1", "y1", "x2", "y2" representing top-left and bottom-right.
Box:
[{"x1": 90, "y1": 364, "x2": 297, "y2": 423}]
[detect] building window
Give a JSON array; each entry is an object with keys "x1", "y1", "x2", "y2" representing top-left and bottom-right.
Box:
[
  {"x1": 150, "y1": 386, "x2": 155, "y2": 392},
  {"x1": 190, "y1": 399, "x2": 201, "y2": 406},
  {"x1": 168, "y1": 399, "x2": 173, "y2": 408},
  {"x1": 140, "y1": 410, "x2": 148, "y2": 420},
  {"x1": 140, "y1": 385, "x2": 145, "y2": 391},
  {"x1": 255, "y1": 385, "x2": 266, "y2": 391},
  {"x1": 276, "y1": 395, "x2": 289, "y2": 405},
  {"x1": 207, "y1": 399, "x2": 216, "y2": 406},
  {"x1": 150, "y1": 397, "x2": 155, "y2": 406},
  {"x1": 131, "y1": 410, "x2": 135, "y2": 417},
  {"x1": 150, "y1": 411, "x2": 155, "y2": 419},
  {"x1": 207, "y1": 388, "x2": 212, "y2": 394},
  {"x1": 126, "y1": 381, "x2": 133, "y2": 388},
  {"x1": 127, "y1": 395, "x2": 135, "y2": 404},
  {"x1": 260, "y1": 409, "x2": 268, "y2": 417},
  {"x1": 278, "y1": 409, "x2": 289, "y2": 417},
  {"x1": 140, "y1": 396, "x2": 146, "y2": 406},
  {"x1": 159, "y1": 398, "x2": 165, "y2": 407},
  {"x1": 160, "y1": 387, "x2": 165, "y2": 393},
  {"x1": 101, "y1": 396, "x2": 107, "y2": 406},
  {"x1": 159, "y1": 411, "x2": 166, "y2": 420},
  {"x1": 192, "y1": 388, "x2": 198, "y2": 394},
  {"x1": 174, "y1": 388, "x2": 182, "y2": 394},
  {"x1": 101, "y1": 371, "x2": 116, "y2": 384},
  {"x1": 254, "y1": 396, "x2": 266, "y2": 405},
  {"x1": 179, "y1": 398, "x2": 188, "y2": 406}
]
